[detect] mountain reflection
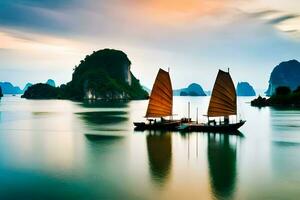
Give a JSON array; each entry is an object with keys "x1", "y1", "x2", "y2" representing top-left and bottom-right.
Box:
[
  {"x1": 80, "y1": 100, "x2": 129, "y2": 108},
  {"x1": 78, "y1": 111, "x2": 128, "y2": 125},
  {"x1": 207, "y1": 134, "x2": 238, "y2": 200},
  {"x1": 146, "y1": 131, "x2": 172, "y2": 187}
]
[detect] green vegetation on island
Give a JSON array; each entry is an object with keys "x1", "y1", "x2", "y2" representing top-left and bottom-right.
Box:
[
  {"x1": 22, "y1": 49, "x2": 148, "y2": 100},
  {"x1": 251, "y1": 86, "x2": 300, "y2": 107},
  {"x1": 21, "y1": 83, "x2": 60, "y2": 99}
]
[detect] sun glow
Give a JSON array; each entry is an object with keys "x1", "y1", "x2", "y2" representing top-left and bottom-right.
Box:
[{"x1": 137, "y1": 0, "x2": 228, "y2": 24}]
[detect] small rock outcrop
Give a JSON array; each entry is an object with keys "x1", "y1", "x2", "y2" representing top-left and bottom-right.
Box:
[
  {"x1": 236, "y1": 82, "x2": 256, "y2": 96},
  {"x1": 265, "y1": 60, "x2": 300, "y2": 96}
]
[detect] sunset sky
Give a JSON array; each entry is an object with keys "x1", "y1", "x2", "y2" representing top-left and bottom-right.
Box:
[{"x1": 1, "y1": 0, "x2": 300, "y2": 91}]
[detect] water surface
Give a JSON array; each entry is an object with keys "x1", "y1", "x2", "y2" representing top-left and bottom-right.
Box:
[{"x1": 1, "y1": 96, "x2": 300, "y2": 199}]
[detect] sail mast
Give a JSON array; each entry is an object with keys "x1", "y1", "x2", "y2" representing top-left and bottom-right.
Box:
[
  {"x1": 207, "y1": 70, "x2": 237, "y2": 117},
  {"x1": 145, "y1": 68, "x2": 173, "y2": 118}
]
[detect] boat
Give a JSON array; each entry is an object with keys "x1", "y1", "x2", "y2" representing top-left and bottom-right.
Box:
[
  {"x1": 134, "y1": 68, "x2": 181, "y2": 131},
  {"x1": 178, "y1": 69, "x2": 246, "y2": 133}
]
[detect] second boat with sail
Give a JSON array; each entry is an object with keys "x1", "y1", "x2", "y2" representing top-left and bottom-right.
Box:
[{"x1": 178, "y1": 69, "x2": 246, "y2": 132}]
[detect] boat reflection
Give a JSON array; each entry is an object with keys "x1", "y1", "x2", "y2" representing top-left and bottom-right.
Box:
[
  {"x1": 146, "y1": 131, "x2": 172, "y2": 187},
  {"x1": 207, "y1": 133, "x2": 239, "y2": 200}
]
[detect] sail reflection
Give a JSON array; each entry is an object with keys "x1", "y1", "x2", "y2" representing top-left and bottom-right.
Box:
[
  {"x1": 146, "y1": 131, "x2": 172, "y2": 187},
  {"x1": 207, "y1": 133, "x2": 238, "y2": 199}
]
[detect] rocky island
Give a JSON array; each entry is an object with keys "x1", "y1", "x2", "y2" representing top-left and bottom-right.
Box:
[
  {"x1": 265, "y1": 60, "x2": 300, "y2": 96},
  {"x1": 22, "y1": 49, "x2": 148, "y2": 100},
  {"x1": 0, "y1": 82, "x2": 23, "y2": 95},
  {"x1": 174, "y1": 83, "x2": 206, "y2": 96},
  {"x1": 252, "y1": 60, "x2": 300, "y2": 107},
  {"x1": 251, "y1": 86, "x2": 300, "y2": 107},
  {"x1": 0, "y1": 86, "x2": 3, "y2": 98},
  {"x1": 236, "y1": 82, "x2": 256, "y2": 96},
  {"x1": 21, "y1": 83, "x2": 60, "y2": 99}
]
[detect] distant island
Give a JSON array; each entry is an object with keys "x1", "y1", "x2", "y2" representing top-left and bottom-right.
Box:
[
  {"x1": 174, "y1": 83, "x2": 206, "y2": 96},
  {"x1": 251, "y1": 86, "x2": 300, "y2": 107},
  {"x1": 46, "y1": 79, "x2": 56, "y2": 87},
  {"x1": 0, "y1": 82, "x2": 23, "y2": 95},
  {"x1": 236, "y1": 82, "x2": 256, "y2": 96},
  {"x1": 265, "y1": 60, "x2": 300, "y2": 96},
  {"x1": 22, "y1": 49, "x2": 148, "y2": 100},
  {"x1": 21, "y1": 83, "x2": 60, "y2": 99},
  {"x1": 23, "y1": 83, "x2": 33, "y2": 93}
]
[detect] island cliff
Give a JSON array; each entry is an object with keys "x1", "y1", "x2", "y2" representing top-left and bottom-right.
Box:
[
  {"x1": 265, "y1": 60, "x2": 300, "y2": 96},
  {"x1": 236, "y1": 82, "x2": 256, "y2": 96},
  {"x1": 22, "y1": 49, "x2": 148, "y2": 100},
  {"x1": 174, "y1": 83, "x2": 206, "y2": 96}
]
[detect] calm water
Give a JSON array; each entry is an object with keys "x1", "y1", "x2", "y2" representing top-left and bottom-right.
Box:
[{"x1": 1, "y1": 96, "x2": 300, "y2": 200}]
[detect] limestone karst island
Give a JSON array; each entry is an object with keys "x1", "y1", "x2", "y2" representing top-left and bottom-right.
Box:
[{"x1": 22, "y1": 49, "x2": 148, "y2": 100}]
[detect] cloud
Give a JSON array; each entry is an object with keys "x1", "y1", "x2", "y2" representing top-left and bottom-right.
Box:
[{"x1": 268, "y1": 14, "x2": 299, "y2": 25}]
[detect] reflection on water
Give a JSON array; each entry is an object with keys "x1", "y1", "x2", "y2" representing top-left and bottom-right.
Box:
[
  {"x1": 207, "y1": 134, "x2": 238, "y2": 200},
  {"x1": 80, "y1": 100, "x2": 129, "y2": 109},
  {"x1": 78, "y1": 111, "x2": 128, "y2": 125},
  {"x1": 1, "y1": 97, "x2": 300, "y2": 199},
  {"x1": 85, "y1": 134, "x2": 124, "y2": 141},
  {"x1": 146, "y1": 132, "x2": 172, "y2": 187},
  {"x1": 78, "y1": 111, "x2": 128, "y2": 132}
]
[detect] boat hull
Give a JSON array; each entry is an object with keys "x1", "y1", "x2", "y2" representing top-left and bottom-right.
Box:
[
  {"x1": 134, "y1": 120, "x2": 181, "y2": 131},
  {"x1": 178, "y1": 120, "x2": 246, "y2": 133}
]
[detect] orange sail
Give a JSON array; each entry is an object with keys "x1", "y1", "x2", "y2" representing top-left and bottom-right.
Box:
[
  {"x1": 207, "y1": 70, "x2": 237, "y2": 117},
  {"x1": 145, "y1": 68, "x2": 173, "y2": 118}
]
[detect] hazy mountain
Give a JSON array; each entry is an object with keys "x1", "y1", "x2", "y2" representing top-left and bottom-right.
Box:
[
  {"x1": 0, "y1": 82, "x2": 23, "y2": 94},
  {"x1": 236, "y1": 82, "x2": 256, "y2": 96},
  {"x1": 265, "y1": 60, "x2": 300, "y2": 96},
  {"x1": 174, "y1": 83, "x2": 206, "y2": 96},
  {"x1": 23, "y1": 83, "x2": 33, "y2": 93},
  {"x1": 46, "y1": 79, "x2": 56, "y2": 87}
]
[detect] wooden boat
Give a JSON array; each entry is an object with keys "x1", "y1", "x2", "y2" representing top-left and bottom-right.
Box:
[
  {"x1": 134, "y1": 68, "x2": 180, "y2": 131},
  {"x1": 178, "y1": 69, "x2": 246, "y2": 133}
]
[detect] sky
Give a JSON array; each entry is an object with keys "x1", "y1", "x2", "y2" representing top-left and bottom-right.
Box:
[{"x1": 0, "y1": 0, "x2": 300, "y2": 91}]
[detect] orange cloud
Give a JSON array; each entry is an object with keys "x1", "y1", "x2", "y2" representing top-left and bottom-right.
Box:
[{"x1": 138, "y1": 0, "x2": 229, "y2": 24}]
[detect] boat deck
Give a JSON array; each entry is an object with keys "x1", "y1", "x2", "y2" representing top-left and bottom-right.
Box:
[{"x1": 177, "y1": 120, "x2": 246, "y2": 133}]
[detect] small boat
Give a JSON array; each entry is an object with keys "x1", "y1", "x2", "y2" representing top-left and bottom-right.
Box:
[
  {"x1": 134, "y1": 68, "x2": 180, "y2": 131},
  {"x1": 178, "y1": 69, "x2": 246, "y2": 133}
]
